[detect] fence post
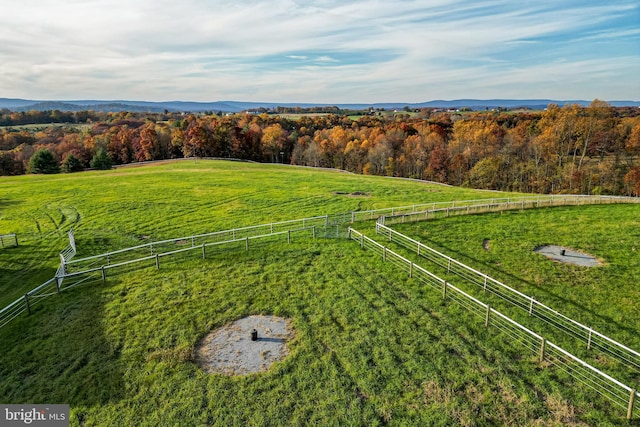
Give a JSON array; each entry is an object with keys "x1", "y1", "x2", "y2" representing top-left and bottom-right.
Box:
[
  {"x1": 389, "y1": 228, "x2": 392, "y2": 241},
  {"x1": 56, "y1": 276, "x2": 62, "y2": 293},
  {"x1": 351, "y1": 212, "x2": 355, "y2": 223},
  {"x1": 59, "y1": 254, "x2": 66, "y2": 275},
  {"x1": 442, "y1": 281, "x2": 447, "y2": 299},
  {"x1": 313, "y1": 226, "x2": 317, "y2": 239},
  {"x1": 287, "y1": 230, "x2": 291, "y2": 243},
  {"x1": 14, "y1": 234, "x2": 18, "y2": 247},
  {"x1": 447, "y1": 259, "x2": 451, "y2": 272},
  {"x1": 383, "y1": 247, "x2": 386, "y2": 261},
  {"x1": 529, "y1": 297, "x2": 535, "y2": 316},
  {"x1": 360, "y1": 233, "x2": 364, "y2": 248},
  {"x1": 101, "y1": 266, "x2": 106, "y2": 283},
  {"x1": 539, "y1": 338, "x2": 546, "y2": 363},
  {"x1": 107, "y1": 253, "x2": 111, "y2": 266},
  {"x1": 155, "y1": 254, "x2": 160, "y2": 269},
  {"x1": 325, "y1": 215, "x2": 329, "y2": 227},
  {"x1": 245, "y1": 237, "x2": 249, "y2": 251},
  {"x1": 24, "y1": 293, "x2": 31, "y2": 314},
  {"x1": 587, "y1": 328, "x2": 593, "y2": 350},
  {"x1": 191, "y1": 236, "x2": 195, "y2": 247},
  {"x1": 485, "y1": 305, "x2": 491, "y2": 328},
  {"x1": 417, "y1": 243, "x2": 420, "y2": 256},
  {"x1": 409, "y1": 262, "x2": 413, "y2": 278},
  {"x1": 483, "y1": 277, "x2": 488, "y2": 292},
  {"x1": 628, "y1": 389, "x2": 636, "y2": 420},
  {"x1": 202, "y1": 244, "x2": 206, "y2": 259},
  {"x1": 150, "y1": 242, "x2": 153, "y2": 255}
]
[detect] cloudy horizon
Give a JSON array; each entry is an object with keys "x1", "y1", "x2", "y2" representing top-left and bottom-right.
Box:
[{"x1": 1, "y1": 0, "x2": 638, "y2": 103}]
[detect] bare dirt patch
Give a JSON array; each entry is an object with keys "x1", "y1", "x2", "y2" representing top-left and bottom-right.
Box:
[
  {"x1": 195, "y1": 315, "x2": 295, "y2": 376},
  {"x1": 482, "y1": 239, "x2": 490, "y2": 251},
  {"x1": 534, "y1": 245, "x2": 602, "y2": 267},
  {"x1": 333, "y1": 191, "x2": 370, "y2": 197}
]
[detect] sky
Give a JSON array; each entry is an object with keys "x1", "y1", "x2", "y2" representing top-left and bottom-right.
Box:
[{"x1": 1, "y1": 0, "x2": 638, "y2": 103}]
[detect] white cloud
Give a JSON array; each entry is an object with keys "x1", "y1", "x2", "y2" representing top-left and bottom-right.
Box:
[{"x1": 0, "y1": 0, "x2": 637, "y2": 101}]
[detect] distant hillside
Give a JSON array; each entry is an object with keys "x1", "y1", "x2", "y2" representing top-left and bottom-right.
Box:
[{"x1": 0, "y1": 98, "x2": 638, "y2": 113}]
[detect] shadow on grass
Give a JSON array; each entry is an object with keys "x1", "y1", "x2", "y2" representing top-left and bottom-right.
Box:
[{"x1": 0, "y1": 281, "x2": 124, "y2": 410}]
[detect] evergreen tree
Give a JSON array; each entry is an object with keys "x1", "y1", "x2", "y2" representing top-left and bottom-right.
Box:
[
  {"x1": 90, "y1": 148, "x2": 113, "y2": 170},
  {"x1": 61, "y1": 153, "x2": 84, "y2": 173},
  {"x1": 28, "y1": 149, "x2": 60, "y2": 174}
]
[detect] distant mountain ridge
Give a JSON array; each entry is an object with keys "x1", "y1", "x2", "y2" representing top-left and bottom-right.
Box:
[{"x1": 0, "y1": 97, "x2": 638, "y2": 113}]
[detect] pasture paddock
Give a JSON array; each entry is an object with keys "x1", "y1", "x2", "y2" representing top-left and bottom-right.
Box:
[{"x1": 0, "y1": 161, "x2": 639, "y2": 425}]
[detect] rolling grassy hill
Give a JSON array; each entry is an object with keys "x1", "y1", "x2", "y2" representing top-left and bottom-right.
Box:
[{"x1": 0, "y1": 160, "x2": 638, "y2": 425}]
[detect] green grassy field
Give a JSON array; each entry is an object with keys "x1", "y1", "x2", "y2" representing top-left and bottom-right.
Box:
[
  {"x1": 0, "y1": 160, "x2": 638, "y2": 426},
  {"x1": 1, "y1": 123, "x2": 93, "y2": 131},
  {"x1": 364, "y1": 206, "x2": 640, "y2": 389}
]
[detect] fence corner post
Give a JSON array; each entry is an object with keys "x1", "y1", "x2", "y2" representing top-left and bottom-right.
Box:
[
  {"x1": 56, "y1": 276, "x2": 62, "y2": 294},
  {"x1": 24, "y1": 293, "x2": 31, "y2": 314},
  {"x1": 155, "y1": 254, "x2": 160, "y2": 269}
]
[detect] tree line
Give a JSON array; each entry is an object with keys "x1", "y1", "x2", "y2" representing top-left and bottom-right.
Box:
[{"x1": 1, "y1": 100, "x2": 640, "y2": 195}]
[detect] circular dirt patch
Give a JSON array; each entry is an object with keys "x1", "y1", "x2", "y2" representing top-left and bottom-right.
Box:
[
  {"x1": 195, "y1": 315, "x2": 294, "y2": 376},
  {"x1": 534, "y1": 245, "x2": 602, "y2": 267}
]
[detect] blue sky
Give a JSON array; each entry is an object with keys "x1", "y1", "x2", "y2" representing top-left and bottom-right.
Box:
[{"x1": 1, "y1": 0, "x2": 638, "y2": 102}]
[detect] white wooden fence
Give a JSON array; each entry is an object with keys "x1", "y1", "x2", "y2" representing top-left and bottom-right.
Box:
[
  {"x1": 373, "y1": 195, "x2": 640, "y2": 226},
  {"x1": 348, "y1": 227, "x2": 639, "y2": 420},
  {"x1": 0, "y1": 233, "x2": 18, "y2": 248},
  {"x1": 0, "y1": 221, "x2": 328, "y2": 329},
  {"x1": 3, "y1": 195, "x2": 638, "y2": 331},
  {"x1": 375, "y1": 223, "x2": 640, "y2": 372}
]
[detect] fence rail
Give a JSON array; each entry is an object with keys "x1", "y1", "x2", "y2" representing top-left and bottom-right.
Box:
[
  {"x1": 0, "y1": 233, "x2": 18, "y2": 249},
  {"x1": 65, "y1": 216, "x2": 343, "y2": 272},
  {"x1": 375, "y1": 223, "x2": 640, "y2": 373},
  {"x1": 372, "y1": 195, "x2": 640, "y2": 225},
  {"x1": 348, "y1": 227, "x2": 640, "y2": 420},
  {"x1": 0, "y1": 225, "x2": 319, "y2": 330}
]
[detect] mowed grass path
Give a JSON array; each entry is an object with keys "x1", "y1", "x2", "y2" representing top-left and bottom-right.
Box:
[{"x1": 0, "y1": 160, "x2": 636, "y2": 425}]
